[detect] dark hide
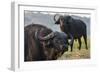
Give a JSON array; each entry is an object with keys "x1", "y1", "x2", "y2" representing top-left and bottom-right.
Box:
[
  {"x1": 54, "y1": 15, "x2": 88, "y2": 52},
  {"x1": 24, "y1": 24, "x2": 68, "y2": 61}
]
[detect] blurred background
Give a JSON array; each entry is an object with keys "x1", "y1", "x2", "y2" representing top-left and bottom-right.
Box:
[{"x1": 24, "y1": 11, "x2": 90, "y2": 36}]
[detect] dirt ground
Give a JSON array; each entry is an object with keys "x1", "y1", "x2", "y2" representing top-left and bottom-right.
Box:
[{"x1": 58, "y1": 38, "x2": 90, "y2": 60}]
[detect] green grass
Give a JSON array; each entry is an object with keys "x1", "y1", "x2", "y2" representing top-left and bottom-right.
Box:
[{"x1": 58, "y1": 37, "x2": 90, "y2": 60}]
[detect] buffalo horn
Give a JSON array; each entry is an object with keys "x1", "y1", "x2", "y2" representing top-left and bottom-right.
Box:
[
  {"x1": 54, "y1": 14, "x2": 61, "y2": 22},
  {"x1": 38, "y1": 32, "x2": 55, "y2": 41}
]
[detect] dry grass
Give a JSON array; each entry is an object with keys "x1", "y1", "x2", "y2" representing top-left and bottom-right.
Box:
[{"x1": 58, "y1": 37, "x2": 90, "y2": 60}]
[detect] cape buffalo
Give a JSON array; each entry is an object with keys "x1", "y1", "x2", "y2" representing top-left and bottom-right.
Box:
[
  {"x1": 54, "y1": 14, "x2": 88, "y2": 52},
  {"x1": 24, "y1": 24, "x2": 68, "y2": 61}
]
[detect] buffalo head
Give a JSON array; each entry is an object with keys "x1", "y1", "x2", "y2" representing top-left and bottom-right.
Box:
[
  {"x1": 51, "y1": 31, "x2": 68, "y2": 52},
  {"x1": 54, "y1": 14, "x2": 73, "y2": 25},
  {"x1": 35, "y1": 29, "x2": 68, "y2": 53}
]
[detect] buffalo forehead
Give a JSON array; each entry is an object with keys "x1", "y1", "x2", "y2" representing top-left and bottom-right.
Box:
[{"x1": 54, "y1": 31, "x2": 67, "y2": 39}]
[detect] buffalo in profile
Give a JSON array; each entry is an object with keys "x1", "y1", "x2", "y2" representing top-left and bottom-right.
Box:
[
  {"x1": 24, "y1": 24, "x2": 68, "y2": 61},
  {"x1": 54, "y1": 14, "x2": 88, "y2": 52}
]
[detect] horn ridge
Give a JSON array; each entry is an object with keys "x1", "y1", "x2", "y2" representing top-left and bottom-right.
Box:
[{"x1": 38, "y1": 31, "x2": 55, "y2": 41}]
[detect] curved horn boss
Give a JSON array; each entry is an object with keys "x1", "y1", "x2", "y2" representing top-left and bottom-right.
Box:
[{"x1": 54, "y1": 14, "x2": 62, "y2": 24}]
